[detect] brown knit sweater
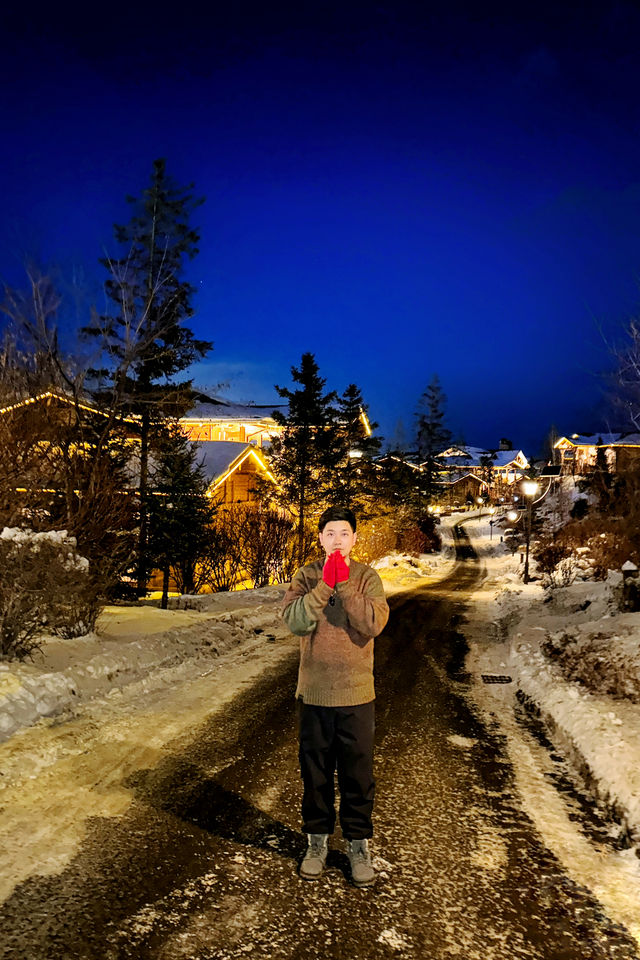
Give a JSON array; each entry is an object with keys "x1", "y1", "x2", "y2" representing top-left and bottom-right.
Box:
[{"x1": 281, "y1": 559, "x2": 389, "y2": 707}]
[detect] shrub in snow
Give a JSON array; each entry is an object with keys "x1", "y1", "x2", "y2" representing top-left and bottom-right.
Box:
[
  {"x1": 0, "y1": 527, "x2": 102, "y2": 660},
  {"x1": 542, "y1": 629, "x2": 640, "y2": 703},
  {"x1": 354, "y1": 518, "x2": 398, "y2": 564},
  {"x1": 534, "y1": 540, "x2": 572, "y2": 576}
]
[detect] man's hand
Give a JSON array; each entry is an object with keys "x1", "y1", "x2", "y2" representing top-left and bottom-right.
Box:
[
  {"x1": 322, "y1": 551, "x2": 337, "y2": 588},
  {"x1": 334, "y1": 550, "x2": 350, "y2": 583}
]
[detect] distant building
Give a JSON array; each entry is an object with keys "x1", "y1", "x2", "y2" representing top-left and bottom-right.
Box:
[
  {"x1": 196, "y1": 441, "x2": 277, "y2": 506},
  {"x1": 436, "y1": 444, "x2": 529, "y2": 487},
  {"x1": 179, "y1": 394, "x2": 285, "y2": 447},
  {"x1": 554, "y1": 433, "x2": 640, "y2": 474}
]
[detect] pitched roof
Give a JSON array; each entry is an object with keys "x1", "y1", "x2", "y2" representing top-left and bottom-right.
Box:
[
  {"x1": 195, "y1": 441, "x2": 257, "y2": 481},
  {"x1": 609, "y1": 433, "x2": 640, "y2": 446},
  {"x1": 183, "y1": 394, "x2": 286, "y2": 421},
  {"x1": 557, "y1": 433, "x2": 622, "y2": 447},
  {"x1": 491, "y1": 450, "x2": 527, "y2": 467}
]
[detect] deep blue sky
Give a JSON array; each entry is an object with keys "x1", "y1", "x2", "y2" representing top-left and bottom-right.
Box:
[{"x1": 3, "y1": 1, "x2": 640, "y2": 455}]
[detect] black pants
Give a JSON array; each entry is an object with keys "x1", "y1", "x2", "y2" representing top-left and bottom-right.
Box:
[{"x1": 297, "y1": 699, "x2": 375, "y2": 840}]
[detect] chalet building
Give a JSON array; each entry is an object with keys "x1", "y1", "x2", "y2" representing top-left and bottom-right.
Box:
[
  {"x1": 555, "y1": 433, "x2": 640, "y2": 474},
  {"x1": 436, "y1": 444, "x2": 529, "y2": 486},
  {"x1": 196, "y1": 441, "x2": 276, "y2": 506},
  {"x1": 441, "y1": 473, "x2": 489, "y2": 507},
  {"x1": 179, "y1": 395, "x2": 285, "y2": 447},
  {"x1": 0, "y1": 390, "x2": 139, "y2": 439}
]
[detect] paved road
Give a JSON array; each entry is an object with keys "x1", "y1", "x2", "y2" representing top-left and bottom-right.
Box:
[{"x1": 1, "y1": 527, "x2": 639, "y2": 959}]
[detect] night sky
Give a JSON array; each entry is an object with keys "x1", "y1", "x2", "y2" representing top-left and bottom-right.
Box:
[{"x1": 3, "y1": 1, "x2": 640, "y2": 456}]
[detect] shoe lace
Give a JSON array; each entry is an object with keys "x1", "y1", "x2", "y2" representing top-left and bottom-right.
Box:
[
  {"x1": 309, "y1": 835, "x2": 327, "y2": 854},
  {"x1": 349, "y1": 840, "x2": 370, "y2": 863}
]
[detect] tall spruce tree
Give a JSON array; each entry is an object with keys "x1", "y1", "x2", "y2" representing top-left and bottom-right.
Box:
[
  {"x1": 84, "y1": 159, "x2": 212, "y2": 592},
  {"x1": 266, "y1": 353, "x2": 339, "y2": 564},
  {"x1": 415, "y1": 374, "x2": 451, "y2": 501},
  {"x1": 323, "y1": 383, "x2": 381, "y2": 514}
]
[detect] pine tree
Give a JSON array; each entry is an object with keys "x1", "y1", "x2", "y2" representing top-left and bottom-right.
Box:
[
  {"x1": 388, "y1": 418, "x2": 408, "y2": 455},
  {"x1": 323, "y1": 383, "x2": 381, "y2": 514},
  {"x1": 83, "y1": 159, "x2": 212, "y2": 593},
  {"x1": 415, "y1": 375, "x2": 451, "y2": 501},
  {"x1": 147, "y1": 424, "x2": 215, "y2": 608},
  {"x1": 265, "y1": 353, "x2": 339, "y2": 564}
]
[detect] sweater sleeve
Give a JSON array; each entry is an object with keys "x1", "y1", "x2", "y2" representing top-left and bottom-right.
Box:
[
  {"x1": 282, "y1": 567, "x2": 333, "y2": 636},
  {"x1": 336, "y1": 567, "x2": 389, "y2": 637}
]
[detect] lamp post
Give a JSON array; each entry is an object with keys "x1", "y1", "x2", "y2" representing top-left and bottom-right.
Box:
[
  {"x1": 522, "y1": 480, "x2": 539, "y2": 583},
  {"x1": 488, "y1": 505, "x2": 496, "y2": 539},
  {"x1": 477, "y1": 496, "x2": 483, "y2": 519}
]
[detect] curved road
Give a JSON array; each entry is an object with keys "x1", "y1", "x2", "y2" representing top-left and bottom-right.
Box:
[{"x1": 1, "y1": 527, "x2": 638, "y2": 959}]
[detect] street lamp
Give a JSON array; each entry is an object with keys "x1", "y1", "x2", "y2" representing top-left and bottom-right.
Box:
[
  {"x1": 477, "y1": 496, "x2": 484, "y2": 519},
  {"x1": 522, "y1": 480, "x2": 540, "y2": 583},
  {"x1": 488, "y1": 505, "x2": 496, "y2": 539}
]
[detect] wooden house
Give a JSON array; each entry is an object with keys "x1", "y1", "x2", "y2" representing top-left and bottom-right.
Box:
[
  {"x1": 179, "y1": 395, "x2": 285, "y2": 447},
  {"x1": 554, "y1": 433, "x2": 640, "y2": 474},
  {"x1": 196, "y1": 441, "x2": 277, "y2": 506},
  {"x1": 436, "y1": 444, "x2": 529, "y2": 488}
]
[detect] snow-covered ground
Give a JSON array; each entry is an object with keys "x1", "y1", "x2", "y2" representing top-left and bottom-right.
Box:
[
  {"x1": 0, "y1": 588, "x2": 290, "y2": 743},
  {"x1": 4, "y1": 507, "x2": 639, "y2": 856},
  {"x1": 0, "y1": 520, "x2": 459, "y2": 745},
  {"x1": 2, "y1": 512, "x2": 640, "y2": 940},
  {"x1": 371, "y1": 515, "x2": 457, "y2": 595},
  {"x1": 462, "y1": 513, "x2": 640, "y2": 845},
  {"x1": 0, "y1": 528, "x2": 461, "y2": 904}
]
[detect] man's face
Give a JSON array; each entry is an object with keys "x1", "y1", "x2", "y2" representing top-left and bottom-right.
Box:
[{"x1": 319, "y1": 520, "x2": 357, "y2": 560}]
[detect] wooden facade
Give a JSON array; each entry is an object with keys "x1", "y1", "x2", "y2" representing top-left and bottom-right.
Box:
[
  {"x1": 555, "y1": 434, "x2": 640, "y2": 474},
  {"x1": 204, "y1": 444, "x2": 276, "y2": 506}
]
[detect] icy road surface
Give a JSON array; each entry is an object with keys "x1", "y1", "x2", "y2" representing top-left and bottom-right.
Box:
[{"x1": 1, "y1": 526, "x2": 640, "y2": 959}]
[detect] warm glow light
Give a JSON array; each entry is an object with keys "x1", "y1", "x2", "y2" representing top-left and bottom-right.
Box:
[
  {"x1": 522, "y1": 480, "x2": 539, "y2": 497},
  {"x1": 348, "y1": 449, "x2": 363, "y2": 459},
  {"x1": 507, "y1": 511, "x2": 518, "y2": 521},
  {"x1": 359, "y1": 408, "x2": 372, "y2": 436},
  {"x1": 210, "y1": 447, "x2": 278, "y2": 493}
]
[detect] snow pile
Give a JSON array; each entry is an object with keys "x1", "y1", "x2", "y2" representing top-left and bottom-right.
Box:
[
  {"x1": 542, "y1": 620, "x2": 640, "y2": 702},
  {"x1": 0, "y1": 587, "x2": 288, "y2": 743},
  {"x1": 513, "y1": 627, "x2": 640, "y2": 839},
  {"x1": 464, "y1": 520, "x2": 640, "y2": 842}
]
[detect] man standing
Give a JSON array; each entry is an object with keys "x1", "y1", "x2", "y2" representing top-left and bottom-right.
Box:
[{"x1": 281, "y1": 506, "x2": 389, "y2": 887}]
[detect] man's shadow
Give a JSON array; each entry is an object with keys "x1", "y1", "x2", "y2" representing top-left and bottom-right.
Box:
[{"x1": 125, "y1": 761, "x2": 350, "y2": 879}]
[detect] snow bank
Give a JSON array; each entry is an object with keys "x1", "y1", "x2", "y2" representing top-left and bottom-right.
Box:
[
  {"x1": 463, "y1": 520, "x2": 640, "y2": 843},
  {"x1": 0, "y1": 519, "x2": 461, "y2": 743},
  {"x1": 0, "y1": 587, "x2": 288, "y2": 743}
]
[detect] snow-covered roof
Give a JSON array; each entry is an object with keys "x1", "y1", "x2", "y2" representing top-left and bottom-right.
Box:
[
  {"x1": 439, "y1": 445, "x2": 489, "y2": 460},
  {"x1": 492, "y1": 450, "x2": 527, "y2": 468},
  {"x1": 610, "y1": 433, "x2": 640, "y2": 446},
  {"x1": 183, "y1": 396, "x2": 286, "y2": 422},
  {"x1": 440, "y1": 473, "x2": 489, "y2": 487},
  {"x1": 557, "y1": 433, "x2": 622, "y2": 447},
  {"x1": 195, "y1": 441, "x2": 255, "y2": 481},
  {"x1": 436, "y1": 447, "x2": 527, "y2": 470}
]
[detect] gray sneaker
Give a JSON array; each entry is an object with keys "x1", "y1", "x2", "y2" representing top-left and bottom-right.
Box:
[
  {"x1": 346, "y1": 838, "x2": 375, "y2": 887},
  {"x1": 300, "y1": 834, "x2": 329, "y2": 880}
]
